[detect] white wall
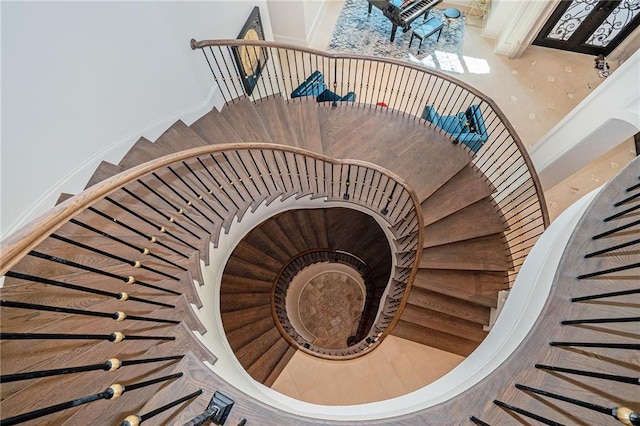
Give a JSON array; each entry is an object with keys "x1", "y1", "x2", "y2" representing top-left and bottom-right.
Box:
[
  {"x1": 267, "y1": 0, "x2": 328, "y2": 46},
  {"x1": 0, "y1": 1, "x2": 273, "y2": 238},
  {"x1": 531, "y1": 49, "x2": 640, "y2": 190}
]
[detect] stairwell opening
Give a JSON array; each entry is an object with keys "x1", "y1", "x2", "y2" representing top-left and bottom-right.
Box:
[{"x1": 220, "y1": 207, "x2": 394, "y2": 379}]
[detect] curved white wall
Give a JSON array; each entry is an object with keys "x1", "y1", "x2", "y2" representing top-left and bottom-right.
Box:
[
  {"x1": 193, "y1": 180, "x2": 601, "y2": 421},
  {"x1": 531, "y1": 49, "x2": 640, "y2": 190},
  {"x1": 0, "y1": 1, "x2": 274, "y2": 238}
]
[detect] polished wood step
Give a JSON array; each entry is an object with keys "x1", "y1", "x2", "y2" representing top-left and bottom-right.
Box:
[
  {"x1": 247, "y1": 337, "x2": 292, "y2": 384},
  {"x1": 231, "y1": 241, "x2": 285, "y2": 273},
  {"x1": 221, "y1": 274, "x2": 273, "y2": 294},
  {"x1": 154, "y1": 120, "x2": 209, "y2": 153},
  {"x1": 406, "y1": 287, "x2": 491, "y2": 325},
  {"x1": 219, "y1": 292, "x2": 271, "y2": 313},
  {"x1": 421, "y1": 164, "x2": 496, "y2": 226},
  {"x1": 423, "y1": 198, "x2": 506, "y2": 248},
  {"x1": 224, "y1": 256, "x2": 279, "y2": 282},
  {"x1": 243, "y1": 227, "x2": 292, "y2": 265},
  {"x1": 226, "y1": 315, "x2": 277, "y2": 352},
  {"x1": 118, "y1": 137, "x2": 170, "y2": 170},
  {"x1": 84, "y1": 161, "x2": 126, "y2": 189},
  {"x1": 400, "y1": 303, "x2": 488, "y2": 342},
  {"x1": 263, "y1": 345, "x2": 297, "y2": 388},
  {"x1": 235, "y1": 327, "x2": 282, "y2": 368},
  {"x1": 190, "y1": 107, "x2": 243, "y2": 145},
  {"x1": 220, "y1": 97, "x2": 273, "y2": 142},
  {"x1": 412, "y1": 269, "x2": 507, "y2": 308},
  {"x1": 392, "y1": 319, "x2": 479, "y2": 357},
  {"x1": 421, "y1": 233, "x2": 511, "y2": 271},
  {"x1": 252, "y1": 95, "x2": 299, "y2": 145},
  {"x1": 220, "y1": 304, "x2": 273, "y2": 332},
  {"x1": 286, "y1": 98, "x2": 323, "y2": 153}
]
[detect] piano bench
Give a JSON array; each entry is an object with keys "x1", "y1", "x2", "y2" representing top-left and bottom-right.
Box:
[{"x1": 409, "y1": 17, "x2": 444, "y2": 53}]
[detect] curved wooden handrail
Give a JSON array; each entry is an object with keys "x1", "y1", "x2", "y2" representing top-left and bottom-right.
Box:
[{"x1": 0, "y1": 142, "x2": 422, "y2": 296}]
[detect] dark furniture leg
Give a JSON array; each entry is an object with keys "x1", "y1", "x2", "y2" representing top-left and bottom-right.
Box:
[{"x1": 390, "y1": 23, "x2": 398, "y2": 42}]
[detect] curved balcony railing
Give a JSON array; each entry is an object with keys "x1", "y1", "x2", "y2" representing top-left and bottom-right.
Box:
[
  {"x1": 273, "y1": 249, "x2": 383, "y2": 359},
  {"x1": 191, "y1": 39, "x2": 550, "y2": 288}
]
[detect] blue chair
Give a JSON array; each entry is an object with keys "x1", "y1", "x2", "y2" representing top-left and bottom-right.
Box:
[
  {"x1": 422, "y1": 104, "x2": 488, "y2": 153},
  {"x1": 291, "y1": 71, "x2": 327, "y2": 98},
  {"x1": 291, "y1": 71, "x2": 356, "y2": 103}
]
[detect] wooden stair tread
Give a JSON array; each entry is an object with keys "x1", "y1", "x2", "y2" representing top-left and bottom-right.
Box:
[
  {"x1": 263, "y1": 345, "x2": 297, "y2": 388},
  {"x1": 219, "y1": 292, "x2": 271, "y2": 313},
  {"x1": 221, "y1": 274, "x2": 273, "y2": 294},
  {"x1": 243, "y1": 227, "x2": 292, "y2": 264},
  {"x1": 252, "y1": 95, "x2": 299, "y2": 145},
  {"x1": 287, "y1": 98, "x2": 323, "y2": 153},
  {"x1": 421, "y1": 164, "x2": 496, "y2": 226},
  {"x1": 226, "y1": 315, "x2": 277, "y2": 351},
  {"x1": 232, "y1": 241, "x2": 285, "y2": 273},
  {"x1": 119, "y1": 137, "x2": 170, "y2": 170},
  {"x1": 392, "y1": 320, "x2": 478, "y2": 357},
  {"x1": 154, "y1": 120, "x2": 209, "y2": 153},
  {"x1": 412, "y1": 269, "x2": 507, "y2": 308},
  {"x1": 406, "y1": 287, "x2": 491, "y2": 325},
  {"x1": 247, "y1": 337, "x2": 292, "y2": 384},
  {"x1": 400, "y1": 304, "x2": 488, "y2": 342},
  {"x1": 224, "y1": 256, "x2": 279, "y2": 281},
  {"x1": 319, "y1": 105, "x2": 473, "y2": 201},
  {"x1": 275, "y1": 211, "x2": 310, "y2": 253},
  {"x1": 220, "y1": 97, "x2": 273, "y2": 142},
  {"x1": 421, "y1": 233, "x2": 511, "y2": 271},
  {"x1": 85, "y1": 161, "x2": 126, "y2": 189},
  {"x1": 424, "y1": 198, "x2": 506, "y2": 248},
  {"x1": 235, "y1": 327, "x2": 282, "y2": 367},
  {"x1": 190, "y1": 107, "x2": 243, "y2": 144},
  {"x1": 220, "y1": 304, "x2": 273, "y2": 331}
]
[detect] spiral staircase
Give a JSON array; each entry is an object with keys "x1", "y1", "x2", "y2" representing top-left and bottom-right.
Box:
[{"x1": 1, "y1": 40, "x2": 637, "y2": 426}]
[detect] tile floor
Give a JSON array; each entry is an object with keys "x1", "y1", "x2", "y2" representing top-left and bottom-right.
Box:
[{"x1": 270, "y1": 0, "x2": 637, "y2": 404}]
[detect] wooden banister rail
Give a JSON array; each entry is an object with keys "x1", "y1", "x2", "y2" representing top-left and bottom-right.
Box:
[{"x1": 0, "y1": 143, "x2": 420, "y2": 275}]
